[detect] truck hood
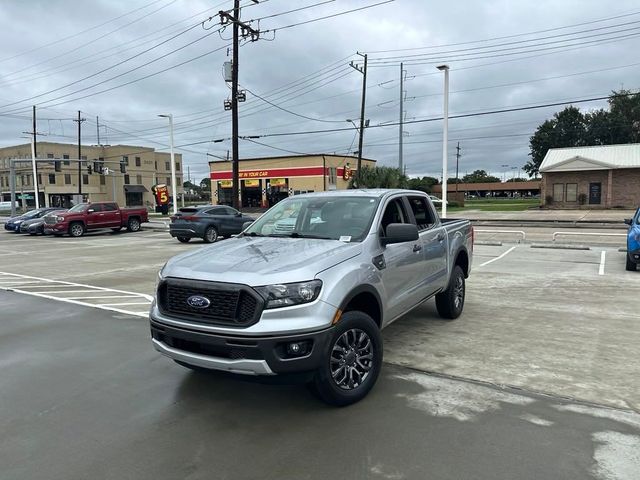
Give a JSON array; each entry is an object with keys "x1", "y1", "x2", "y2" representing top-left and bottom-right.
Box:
[{"x1": 163, "y1": 236, "x2": 362, "y2": 286}]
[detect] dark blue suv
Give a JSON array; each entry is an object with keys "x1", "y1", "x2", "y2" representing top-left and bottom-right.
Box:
[
  {"x1": 625, "y1": 207, "x2": 640, "y2": 271},
  {"x1": 169, "y1": 205, "x2": 254, "y2": 243}
]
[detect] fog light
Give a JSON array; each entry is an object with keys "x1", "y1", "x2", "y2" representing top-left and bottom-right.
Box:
[{"x1": 286, "y1": 341, "x2": 311, "y2": 357}]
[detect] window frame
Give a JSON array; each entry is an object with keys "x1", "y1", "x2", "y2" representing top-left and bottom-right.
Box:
[
  {"x1": 407, "y1": 195, "x2": 436, "y2": 231},
  {"x1": 552, "y1": 183, "x2": 564, "y2": 203},
  {"x1": 48, "y1": 173, "x2": 56, "y2": 184},
  {"x1": 565, "y1": 183, "x2": 578, "y2": 202}
]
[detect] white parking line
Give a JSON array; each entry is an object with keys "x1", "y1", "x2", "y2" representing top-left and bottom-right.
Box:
[
  {"x1": 478, "y1": 246, "x2": 517, "y2": 267},
  {"x1": 599, "y1": 251, "x2": 606, "y2": 276},
  {"x1": 0, "y1": 271, "x2": 153, "y2": 318}
]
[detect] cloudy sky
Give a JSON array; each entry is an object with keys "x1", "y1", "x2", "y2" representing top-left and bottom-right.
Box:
[{"x1": 0, "y1": 0, "x2": 639, "y2": 183}]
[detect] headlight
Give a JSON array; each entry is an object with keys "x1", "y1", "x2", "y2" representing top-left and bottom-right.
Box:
[
  {"x1": 255, "y1": 280, "x2": 322, "y2": 309},
  {"x1": 56, "y1": 216, "x2": 65, "y2": 222}
]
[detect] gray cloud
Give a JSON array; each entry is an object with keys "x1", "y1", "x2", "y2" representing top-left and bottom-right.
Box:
[{"x1": 0, "y1": 0, "x2": 638, "y2": 182}]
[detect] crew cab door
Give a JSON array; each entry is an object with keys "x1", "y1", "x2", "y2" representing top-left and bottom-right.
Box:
[
  {"x1": 406, "y1": 195, "x2": 448, "y2": 294},
  {"x1": 85, "y1": 204, "x2": 104, "y2": 228},
  {"x1": 101, "y1": 203, "x2": 121, "y2": 227},
  {"x1": 377, "y1": 196, "x2": 428, "y2": 323}
]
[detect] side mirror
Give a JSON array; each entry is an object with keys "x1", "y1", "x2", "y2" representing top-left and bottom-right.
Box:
[
  {"x1": 87, "y1": 209, "x2": 95, "y2": 214},
  {"x1": 235, "y1": 212, "x2": 242, "y2": 217},
  {"x1": 624, "y1": 218, "x2": 632, "y2": 226},
  {"x1": 242, "y1": 221, "x2": 254, "y2": 231},
  {"x1": 382, "y1": 223, "x2": 419, "y2": 245}
]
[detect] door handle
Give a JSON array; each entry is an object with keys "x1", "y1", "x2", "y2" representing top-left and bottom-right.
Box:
[
  {"x1": 413, "y1": 244, "x2": 422, "y2": 252},
  {"x1": 436, "y1": 234, "x2": 445, "y2": 242}
]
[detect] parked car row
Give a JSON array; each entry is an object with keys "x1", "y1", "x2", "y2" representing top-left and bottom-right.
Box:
[{"x1": 3, "y1": 202, "x2": 148, "y2": 238}]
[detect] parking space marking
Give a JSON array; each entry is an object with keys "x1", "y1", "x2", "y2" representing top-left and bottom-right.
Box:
[
  {"x1": 478, "y1": 246, "x2": 517, "y2": 267},
  {"x1": 599, "y1": 251, "x2": 606, "y2": 275},
  {"x1": 0, "y1": 271, "x2": 153, "y2": 318}
]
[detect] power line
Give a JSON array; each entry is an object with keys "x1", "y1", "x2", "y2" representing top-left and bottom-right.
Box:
[
  {"x1": 2, "y1": 0, "x2": 179, "y2": 79},
  {"x1": 365, "y1": 9, "x2": 640, "y2": 53},
  {"x1": 0, "y1": 0, "x2": 166, "y2": 64}
]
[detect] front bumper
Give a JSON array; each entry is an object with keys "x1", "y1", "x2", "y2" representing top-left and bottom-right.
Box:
[
  {"x1": 4, "y1": 223, "x2": 19, "y2": 231},
  {"x1": 44, "y1": 223, "x2": 67, "y2": 234},
  {"x1": 150, "y1": 318, "x2": 333, "y2": 376}
]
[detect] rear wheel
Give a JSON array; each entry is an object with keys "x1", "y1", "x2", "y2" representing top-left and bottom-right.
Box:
[
  {"x1": 177, "y1": 237, "x2": 191, "y2": 243},
  {"x1": 626, "y1": 255, "x2": 637, "y2": 271},
  {"x1": 309, "y1": 311, "x2": 382, "y2": 406},
  {"x1": 69, "y1": 222, "x2": 85, "y2": 238},
  {"x1": 127, "y1": 217, "x2": 141, "y2": 232},
  {"x1": 435, "y1": 265, "x2": 465, "y2": 319},
  {"x1": 203, "y1": 226, "x2": 218, "y2": 243}
]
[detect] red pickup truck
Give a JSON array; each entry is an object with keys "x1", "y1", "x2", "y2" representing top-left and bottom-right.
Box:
[{"x1": 43, "y1": 202, "x2": 148, "y2": 237}]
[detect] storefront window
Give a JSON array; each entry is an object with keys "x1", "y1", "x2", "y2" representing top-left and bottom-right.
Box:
[{"x1": 565, "y1": 183, "x2": 577, "y2": 202}]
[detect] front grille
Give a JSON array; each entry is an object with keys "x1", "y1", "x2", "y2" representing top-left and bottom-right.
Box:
[
  {"x1": 158, "y1": 278, "x2": 263, "y2": 327},
  {"x1": 44, "y1": 216, "x2": 57, "y2": 225}
]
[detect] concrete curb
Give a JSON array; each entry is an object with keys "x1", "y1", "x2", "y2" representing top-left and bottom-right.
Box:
[
  {"x1": 531, "y1": 243, "x2": 591, "y2": 250},
  {"x1": 143, "y1": 221, "x2": 169, "y2": 231},
  {"x1": 475, "y1": 241, "x2": 503, "y2": 246}
]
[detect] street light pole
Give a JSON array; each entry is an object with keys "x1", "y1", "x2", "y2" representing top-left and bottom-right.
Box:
[
  {"x1": 159, "y1": 114, "x2": 177, "y2": 215},
  {"x1": 437, "y1": 64, "x2": 449, "y2": 218}
]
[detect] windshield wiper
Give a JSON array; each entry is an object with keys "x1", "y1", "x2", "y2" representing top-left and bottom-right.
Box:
[
  {"x1": 287, "y1": 232, "x2": 332, "y2": 239},
  {"x1": 244, "y1": 232, "x2": 264, "y2": 237}
]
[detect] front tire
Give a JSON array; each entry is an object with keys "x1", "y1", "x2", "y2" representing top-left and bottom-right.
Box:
[
  {"x1": 177, "y1": 236, "x2": 191, "y2": 243},
  {"x1": 127, "y1": 217, "x2": 141, "y2": 232},
  {"x1": 309, "y1": 311, "x2": 382, "y2": 406},
  {"x1": 626, "y1": 255, "x2": 637, "y2": 271},
  {"x1": 203, "y1": 226, "x2": 218, "y2": 243},
  {"x1": 69, "y1": 222, "x2": 85, "y2": 238},
  {"x1": 435, "y1": 265, "x2": 466, "y2": 319}
]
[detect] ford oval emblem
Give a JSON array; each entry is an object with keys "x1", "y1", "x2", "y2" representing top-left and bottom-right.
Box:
[{"x1": 187, "y1": 295, "x2": 211, "y2": 309}]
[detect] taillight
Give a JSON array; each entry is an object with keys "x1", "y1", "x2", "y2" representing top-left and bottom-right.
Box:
[
  {"x1": 170, "y1": 216, "x2": 176, "y2": 221},
  {"x1": 181, "y1": 215, "x2": 196, "y2": 221}
]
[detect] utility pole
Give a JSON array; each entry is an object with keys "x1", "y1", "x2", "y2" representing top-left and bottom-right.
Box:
[
  {"x1": 32, "y1": 106, "x2": 37, "y2": 158},
  {"x1": 437, "y1": 64, "x2": 450, "y2": 218},
  {"x1": 399, "y1": 62, "x2": 404, "y2": 171},
  {"x1": 73, "y1": 111, "x2": 86, "y2": 195},
  {"x1": 455, "y1": 142, "x2": 461, "y2": 194},
  {"x1": 350, "y1": 53, "x2": 367, "y2": 174},
  {"x1": 96, "y1": 116, "x2": 100, "y2": 145},
  {"x1": 219, "y1": 1, "x2": 260, "y2": 210}
]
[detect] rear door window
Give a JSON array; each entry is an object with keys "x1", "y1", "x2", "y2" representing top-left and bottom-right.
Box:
[
  {"x1": 204, "y1": 207, "x2": 225, "y2": 216},
  {"x1": 88, "y1": 204, "x2": 103, "y2": 213},
  {"x1": 407, "y1": 196, "x2": 436, "y2": 231},
  {"x1": 102, "y1": 203, "x2": 118, "y2": 211}
]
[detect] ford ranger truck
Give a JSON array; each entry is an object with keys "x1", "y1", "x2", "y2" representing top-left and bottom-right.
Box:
[
  {"x1": 150, "y1": 189, "x2": 473, "y2": 405},
  {"x1": 44, "y1": 202, "x2": 148, "y2": 237},
  {"x1": 625, "y1": 207, "x2": 640, "y2": 271}
]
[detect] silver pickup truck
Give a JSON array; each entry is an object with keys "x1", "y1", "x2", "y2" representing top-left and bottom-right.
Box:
[{"x1": 150, "y1": 189, "x2": 473, "y2": 405}]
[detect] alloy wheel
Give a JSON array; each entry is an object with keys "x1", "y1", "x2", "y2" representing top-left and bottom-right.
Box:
[{"x1": 330, "y1": 328, "x2": 374, "y2": 390}]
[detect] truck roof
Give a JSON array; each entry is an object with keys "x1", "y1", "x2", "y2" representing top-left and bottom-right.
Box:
[{"x1": 293, "y1": 189, "x2": 427, "y2": 199}]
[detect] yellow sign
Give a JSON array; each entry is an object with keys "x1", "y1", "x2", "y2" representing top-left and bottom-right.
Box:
[
  {"x1": 244, "y1": 179, "x2": 260, "y2": 188},
  {"x1": 219, "y1": 180, "x2": 232, "y2": 188},
  {"x1": 270, "y1": 178, "x2": 286, "y2": 187}
]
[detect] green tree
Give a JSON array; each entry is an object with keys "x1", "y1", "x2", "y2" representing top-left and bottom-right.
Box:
[
  {"x1": 505, "y1": 177, "x2": 528, "y2": 182},
  {"x1": 350, "y1": 166, "x2": 408, "y2": 189},
  {"x1": 525, "y1": 106, "x2": 586, "y2": 177},
  {"x1": 407, "y1": 176, "x2": 439, "y2": 193},
  {"x1": 200, "y1": 178, "x2": 211, "y2": 190},
  {"x1": 461, "y1": 170, "x2": 501, "y2": 183},
  {"x1": 524, "y1": 90, "x2": 640, "y2": 177}
]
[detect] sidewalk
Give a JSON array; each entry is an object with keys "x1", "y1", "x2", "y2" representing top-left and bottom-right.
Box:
[{"x1": 460, "y1": 208, "x2": 635, "y2": 223}]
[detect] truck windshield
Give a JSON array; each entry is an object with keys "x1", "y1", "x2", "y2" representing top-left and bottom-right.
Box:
[
  {"x1": 68, "y1": 204, "x2": 88, "y2": 213},
  {"x1": 244, "y1": 196, "x2": 379, "y2": 242}
]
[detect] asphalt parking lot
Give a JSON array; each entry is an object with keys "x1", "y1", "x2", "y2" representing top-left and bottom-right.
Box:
[{"x1": 1, "y1": 226, "x2": 639, "y2": 479}]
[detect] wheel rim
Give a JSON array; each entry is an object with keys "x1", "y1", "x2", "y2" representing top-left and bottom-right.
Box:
[
  {"x1": 330, "y1": 328, "x2": 374, "y2": 390},
  {"x1": 71, "y1": 225, "x2": 82, "y2": 236},
  {"x1": 206, "y1": 229, "x2": 217, "y2": 242},
  {"x1": 130, "y1": 220, "x2": 140, "y2": 231},
  {"x1": 453, "y1": 275, "x2": 464, "y2": 310}
]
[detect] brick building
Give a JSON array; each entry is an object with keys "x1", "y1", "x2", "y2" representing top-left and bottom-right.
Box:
[
  {"x1": 209, "y1": 154, "x2": 375, "y2": 207},
  {"x1": 0, "y1": 142, "x2": 183, "y2": 208},
  {"x1": 540, "y1": 144, "x2": 640, "y2": 208}
]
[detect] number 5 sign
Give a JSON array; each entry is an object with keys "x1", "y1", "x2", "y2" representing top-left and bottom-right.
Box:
[{"x1": 152, "y1": 184, "x2": 170, "y2": 205}]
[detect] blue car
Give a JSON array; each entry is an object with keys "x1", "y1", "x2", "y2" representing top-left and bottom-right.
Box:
[
  {"x1": 4, "y1": 208, "x2": 59, "y2": 232},
  {"x1": 625, "y1": 208, "x2": 640, "y2": 271}
]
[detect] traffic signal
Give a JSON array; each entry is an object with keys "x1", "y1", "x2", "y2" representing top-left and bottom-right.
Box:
[
  {"x1": 87, "y1": 164, "x2": 93, "y2": 175},
  {"x1": 54, "y1": 160, "x2": 61, "y2": 172},
  {"x1": 120, "y1": 160, "x2": 126, "y2": 173},
  {"x1": 93, "y1": 161, "x2": 102, "y2": 174}
]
